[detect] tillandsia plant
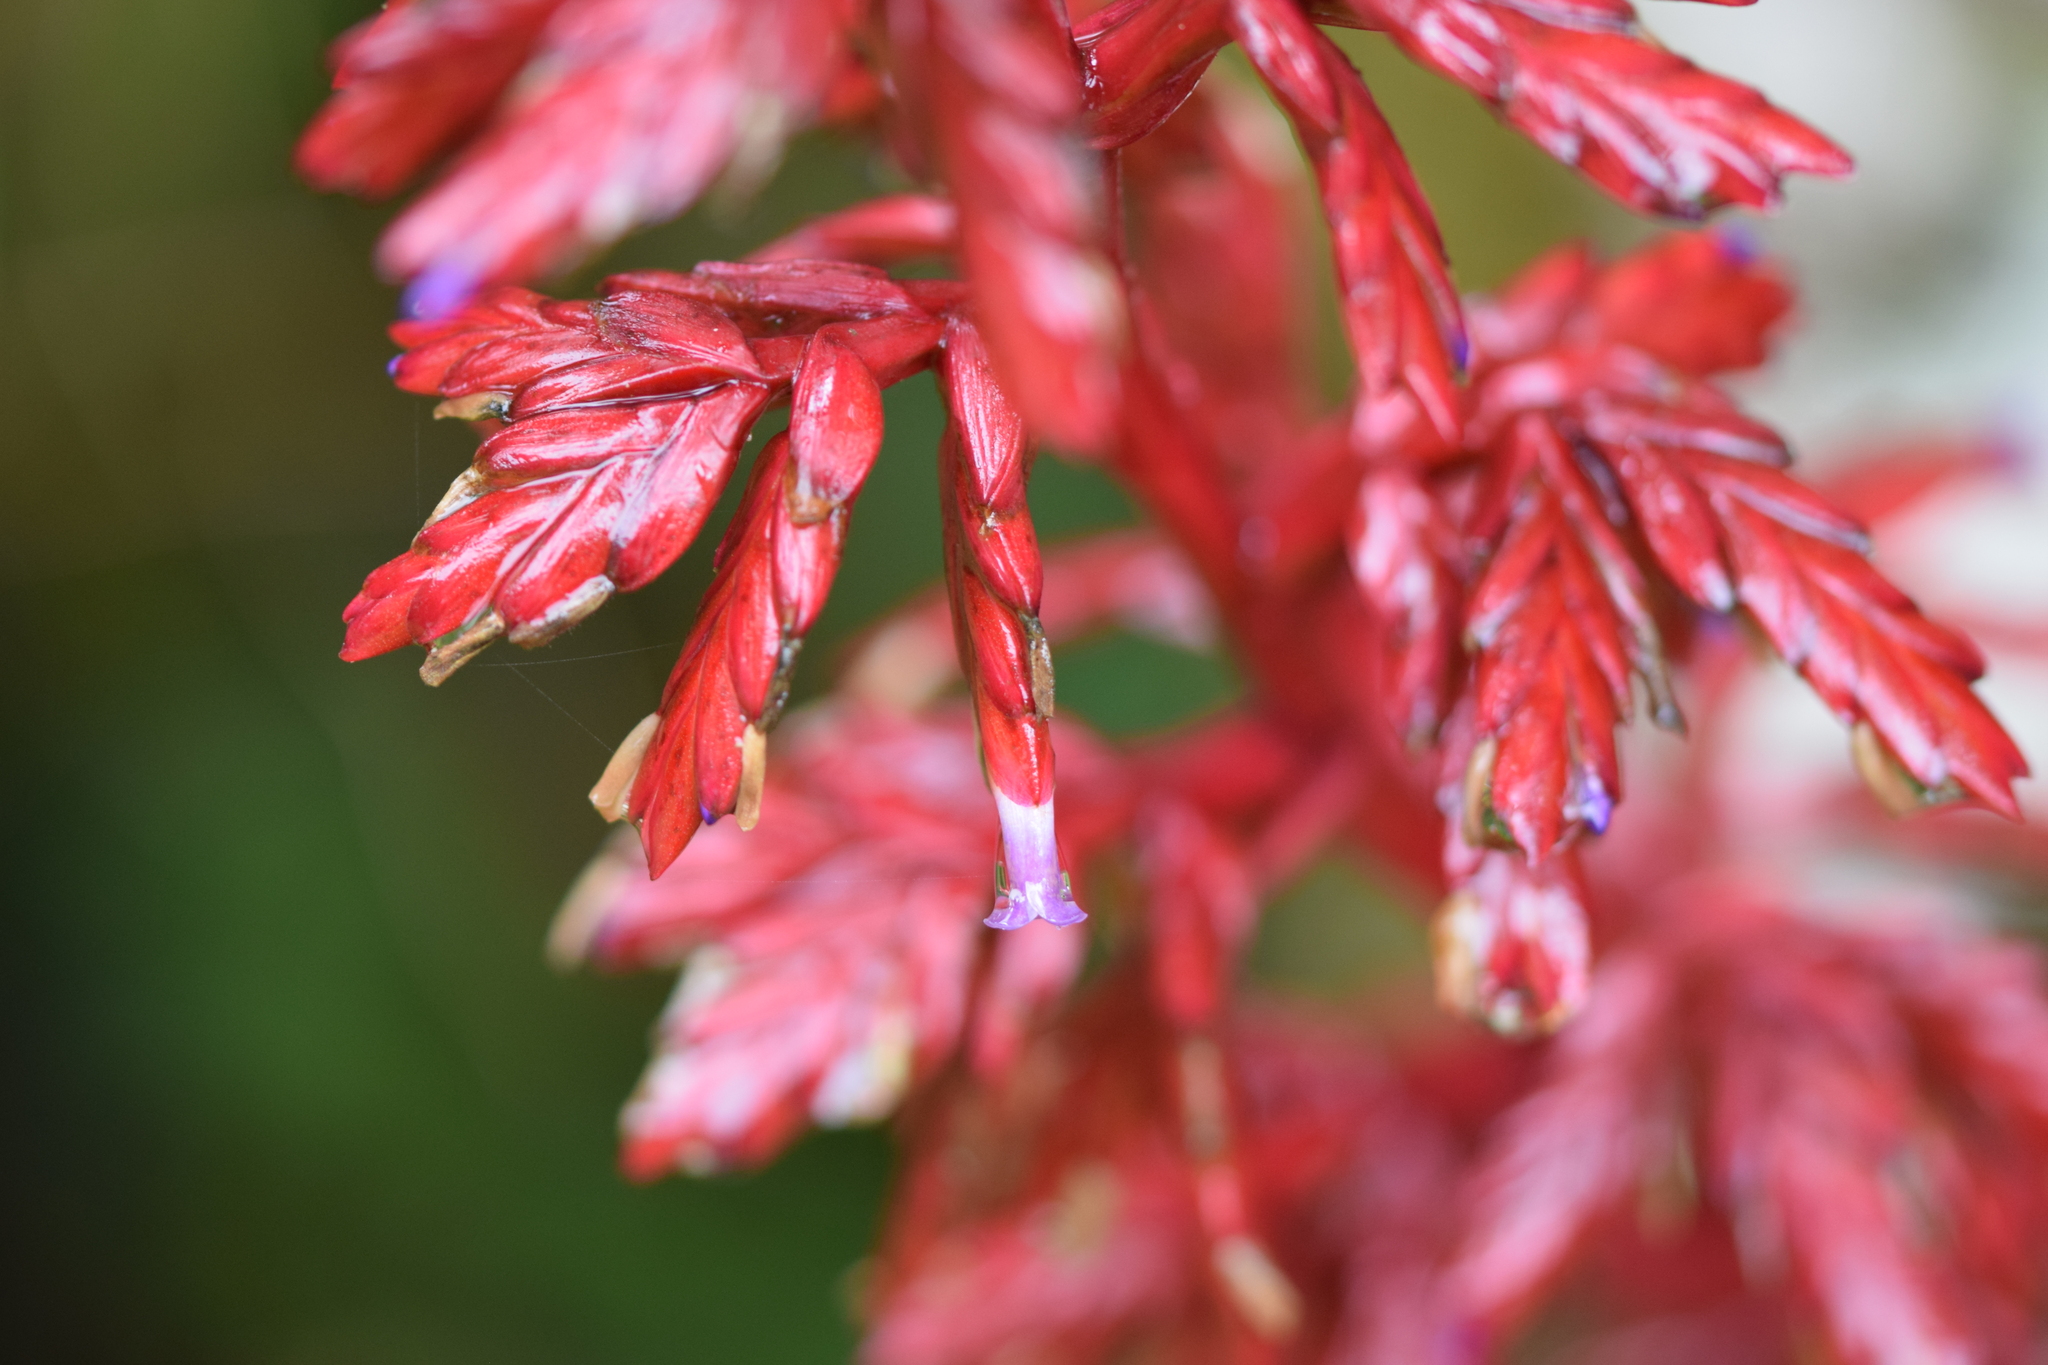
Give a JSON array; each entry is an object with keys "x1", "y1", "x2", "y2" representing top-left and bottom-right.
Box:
[{"x1": 302, "y1": 0, "x2": 2047, "y2": 1360}]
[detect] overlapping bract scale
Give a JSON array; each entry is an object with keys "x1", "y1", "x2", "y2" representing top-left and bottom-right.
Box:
[
  {"x1": 1347, "y1": 463, "x2": 1462, "y2": 745},
  {"x1": 1074, "y1": 0, "x2": 1850, "y2": 225},
  {"x1": 1121, "y1": 82, "x2": 1319, "y2": 474},
  {"x1": 343, "y1": 285, "x2": 771, "y2": 679},
  {"x1": 748, "y1": 194, "x2": 962, "y2": 270},
  {"x1": 867, "y1": 984, "x2": 1203, "y2": 1363},
  {"x1": 613, "y1": 430, "x2": 850, "y2": 868},
  {"x1": 866, "y1": 979, "x2": 1469, "y2": 1360},
  {"x1": 870, "y1": 1151, "x2": 1197, "y2": 1364},
  {"x1": 1456, "y1": 416, "x2": 1666, "y2": 859},
  {"x1": 1433, "y1": 834, "x2": 1593, "y2": 1037}
]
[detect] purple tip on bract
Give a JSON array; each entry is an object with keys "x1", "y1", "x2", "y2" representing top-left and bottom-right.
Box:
[
  {"x1": 1450, "y1": 327, "x2": 1472, "y2": 375},
  {"x1": 386, "y1": 353, "x2": 404, "y2": 378},
  {"x1": 403, "y1": 262, "x2": 480, "y2": 322},
  {"x1": 1573, "y1": 771, "x2": 1614, "y2": 836},
  {"x1": 1711, "y1": 223, "x2": 1762, "y2": 267},
  {"x1": 987, "y1": 791, "x2": 1084, "y2": 930}
]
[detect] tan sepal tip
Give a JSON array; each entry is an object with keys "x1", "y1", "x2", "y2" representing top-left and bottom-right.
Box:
[
  {"x1": 1851, "y1": 720, "x2": 1964, "y2": 816},
  {"x1": 1177, "y1": 1038, "x2": 1228, "y2": 1161},
  {"x1": 590, "y1": 713, "x2": 661, "y2": 822},
  {"x1": 420, "y1": 609, "x2": 504, "y2": 686},
  {"x1": 433, "y1": 391, "x2": 509, "y2": 422},
  {"x1": 1461, "y1": 735, "x2": 1516, "y2": 850},
  {"x1": 1431, "y1": 889, "x2": 1485, "y2": 1019},
  {"x1": 427, "y1": 468, "x2": 486, "y2": 525},
  {"x1": 735, "y1": 723, "x2": 767, "y2": 831},
  {"x1": 1212, "y1": 1235, "x2": 1302, "y2": 1341},
  {"x1": 1024, "y1": 615, "x2": 1056, "y2": 719},
  {"x1": 785, "y1": 467, "x2": 839, "y2": 527}
]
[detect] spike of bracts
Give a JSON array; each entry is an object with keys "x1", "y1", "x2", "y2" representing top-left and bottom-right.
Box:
[{"x1": 307, "y1": 3, "x2": 2046, "y2": 1361}]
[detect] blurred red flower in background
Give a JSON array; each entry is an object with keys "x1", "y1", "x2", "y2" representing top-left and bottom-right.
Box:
[{"x1": 304, "y1": 0, "x2": 2048, "y2": 1359}]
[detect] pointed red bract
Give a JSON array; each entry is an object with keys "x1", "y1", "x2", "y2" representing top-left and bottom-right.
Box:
[
  {"x1": 1458, "y1": 421, "x2": 1662, "y2": 858},
  {"x1": 1073, "y1": 0, "x2": 1230, "y2": 150},
  {"x1": 1446, "y1": 947, "x2": 1680, "y2": 1331},
  {"x1": 343, "y1": 283, "x2": 773, "y2": 678},
  {"x1": 749, "y1": 194, "x2": 962, "y2": 268},
  {"x1": 1348, "y1": 464, "x2": 1461, "y2": 745},
  {"x1": 1140, "y1": 799, "x2": 1257, "y2": 1028},
  {"x1": 1434, "y1": 840, "x2": 1593, "y2": 1036},
  {"x1": 621, "y1": 431, "x2": 849, "y2": 869},
  {"x1": 1122, "y1": 83, "x2": 1319, "y2": 473},
  {"x1": 870, "y1": 1143, "x2": 1198, "y2": 1365},
  {"x1": 1338, "y1": 0, "x2": 1852, "y2": 216},
  {"x1": 1233, "y1": 3, "x2": 1464, "y2": 445}
]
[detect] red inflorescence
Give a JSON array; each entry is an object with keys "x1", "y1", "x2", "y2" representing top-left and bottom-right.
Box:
[{"x1": 309, "y1": 1, "x2": 2044, "y2": 1359}]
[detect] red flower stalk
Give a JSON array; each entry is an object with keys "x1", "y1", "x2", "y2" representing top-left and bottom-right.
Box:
[
  {"x1": 304, "y1": 1, "x2": 2044, "y2": 1359},
  {"x1": 937, "y1": 318, "x2": 1080, "y2": 927},
  {"x1": 1454, "y1": 235, "x2": 2024, "y2": 839}
]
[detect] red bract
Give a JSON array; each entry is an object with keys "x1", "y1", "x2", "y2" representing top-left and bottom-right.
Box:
[
  {"x1": 1433, "y1": 835, "x2": 1592, "y2": 1038},
  {"x1": 866, "y1": 982, "x2": 1409, "y2": 1360},
  {"x1": 1348, "y1": 464, "x2": 1461, "y2": 744},
  {"x1": 1335, "y1": 0, "x2": 1852, "y2": 215},
  {"x1": 421, "y1": 0, "x2": 856, "y2": 300},
  {"x1": 297, "y1": 0, "x2": 567, "y2": 200},
  {"x1": 343, "y1": 263, "x2": 947, "y2": 685},
  {"x1": 866, "y1": 1030, "x2": 1202, "y2": 1361},
  {"x1": 1233, "y1": 0, "x2": 1464, "y2": 445},
  {"x1": 904, "y1": 0, "x2": 1129, "y2": 452},
  {"x1": 1457, "y1": 235, "x2": 2025, "y2": 836},
  {"x1": 306, "y1": 2, "x2": 2045, "y2": 1361}
]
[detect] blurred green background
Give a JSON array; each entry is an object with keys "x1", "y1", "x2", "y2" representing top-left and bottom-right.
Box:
[{"x1": 0, "y1": 3, "x2": 1612, "y2": 1360}]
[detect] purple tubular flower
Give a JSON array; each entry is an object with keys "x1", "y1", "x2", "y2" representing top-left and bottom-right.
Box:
[
  {"x1": 402, "y1": 260, "x2": 481, "y2": 321},
  {"x1": 988, "y1": 791, "x2": 1084, "y2": 930}
]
